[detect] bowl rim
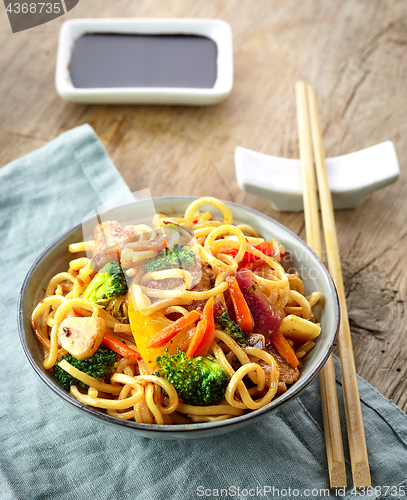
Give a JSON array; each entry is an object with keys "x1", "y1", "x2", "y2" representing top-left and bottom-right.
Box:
[{"x1": 18, "y1": 196, "x2": 340, "y2": 435}]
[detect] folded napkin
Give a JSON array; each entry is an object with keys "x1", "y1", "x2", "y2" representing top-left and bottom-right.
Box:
[{"x1": 1, "y1": 125, "x2": 406, "y2": 500}]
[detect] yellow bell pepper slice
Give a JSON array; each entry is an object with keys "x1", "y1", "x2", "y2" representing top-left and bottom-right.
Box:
[{"x1": 128, "y1": 298, "x2": 195, "y2": 370}]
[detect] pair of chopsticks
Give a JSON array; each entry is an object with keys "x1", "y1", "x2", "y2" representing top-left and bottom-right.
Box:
[{"x1": 295, "y1": 81, "x2": 371, "y2": 489}]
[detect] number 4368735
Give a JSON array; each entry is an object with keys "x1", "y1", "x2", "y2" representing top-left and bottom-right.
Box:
[{"x1": 6, "y1": 3, "x2": 61, "y2": 14}]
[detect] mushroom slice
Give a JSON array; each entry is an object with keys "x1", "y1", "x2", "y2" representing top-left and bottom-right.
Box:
[{"x1": 57, "y1": 317, "x2": 105, "y2": 360}]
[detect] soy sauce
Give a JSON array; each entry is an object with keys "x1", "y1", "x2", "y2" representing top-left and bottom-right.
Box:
[{"x1": 69, "y1": 33, "x2": 217, "y2": 89}]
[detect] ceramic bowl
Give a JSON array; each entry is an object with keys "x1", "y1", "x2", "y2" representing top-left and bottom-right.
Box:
[{"x1": 18, "y1": 197, "x2": 339, "y2": 439}]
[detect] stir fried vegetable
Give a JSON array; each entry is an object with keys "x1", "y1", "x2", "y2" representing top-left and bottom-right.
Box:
[{"x1": 156, "y1": 348, "x2": 229, "y2": 406}]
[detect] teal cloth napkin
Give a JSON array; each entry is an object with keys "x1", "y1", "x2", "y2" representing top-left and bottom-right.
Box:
[{"x1": 1, "y1": 124, "x2": 406, "y2": 500}]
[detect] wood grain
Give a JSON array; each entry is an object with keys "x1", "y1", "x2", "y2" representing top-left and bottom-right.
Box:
[{"x1": 0, "y1": 0, "x2": 406, "y2": 410}]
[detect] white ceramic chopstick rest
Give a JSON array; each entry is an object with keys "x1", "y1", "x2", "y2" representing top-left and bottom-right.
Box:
[{"x1": 235, "y1": 141, "x2": 399, "y2": 212}]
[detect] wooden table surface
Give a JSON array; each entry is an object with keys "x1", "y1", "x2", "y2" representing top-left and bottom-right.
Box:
[{"x1": 1, "y1": 1, "x2": 406, "y2": 411}]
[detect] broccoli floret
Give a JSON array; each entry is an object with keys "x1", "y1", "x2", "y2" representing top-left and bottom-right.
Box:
[
  {"x1": 142, "y1": 244, "x2": 196, "y2": 273},
  {"x1": 155, "y1": 349, "x2": 230, "y2": 406},
  {"x1": 54, "y1": 345, "x2": 118, "y2": 391},
  {"x1": 216, "y1": 312, "x2": 249, "y2": 347},
  {"x1": 83, "y1": 261, "x2": 128, "y2": 306}
]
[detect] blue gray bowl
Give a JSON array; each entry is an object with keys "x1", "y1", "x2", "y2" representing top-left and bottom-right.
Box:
[{"x1": 18, "y1": 197, "x2": 339, "y2": 439}]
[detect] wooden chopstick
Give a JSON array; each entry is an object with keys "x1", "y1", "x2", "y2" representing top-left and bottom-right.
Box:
[
  {"x1": 295, "y1": 81, "x2": 347, "y2": 489},
  {"x1": 306, "y1": 83, "x2": 371, "y2": 489},
  {"x1": 295, "y1": 82, "x2": 322, "y2": 255}
]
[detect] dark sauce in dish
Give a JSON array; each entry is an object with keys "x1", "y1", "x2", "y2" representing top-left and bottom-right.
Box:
[{"x1": 69, "y1": 33, "x2": 217, "y2": 89}]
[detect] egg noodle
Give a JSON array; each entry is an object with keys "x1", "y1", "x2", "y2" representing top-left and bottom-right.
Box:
[{"x1": 31, "y1": 197, "x2": 322, "y2": 425}]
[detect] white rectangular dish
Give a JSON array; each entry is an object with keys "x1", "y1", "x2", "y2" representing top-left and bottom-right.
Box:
[{"x1": 55, "y1": 18, "x2": 233, "y2": 105}]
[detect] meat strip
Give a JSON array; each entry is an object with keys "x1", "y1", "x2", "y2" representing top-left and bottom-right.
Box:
[
  {"x1": 260, "y1": 344, "x2": 300, "y2": 393},
  {"x1": 92, "y1": 221, "x2": 141, "y2": 270},
  {"x1": 183, "y1": 265, "x2": 215, "y2": 312},
  {"x1": 147, "y1": 278, "x2": 185, "y2": 290}
]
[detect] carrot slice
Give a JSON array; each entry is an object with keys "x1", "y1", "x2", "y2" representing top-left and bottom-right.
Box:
[
  {"x1": 186, "y1": 297, "x2": 215, "y2": 357},
  {"x1": 185, "y1": 320, "x2": 208, "y2": 358},
  {"x1": 226, "y1": 275, "x2": 254, "y2": 334},
  {"x1": 270, "y1": 331, "x2": 299, "y2": 368},
  {"x1": 194, "y1": 299, "x2": 216, "y2": 357},
  {"x1": 147, "y1": 310, "x2": 202, "y2": 348},
  {"x1": 102, "y1": 332, "x2": 141, "y2": 361}
]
